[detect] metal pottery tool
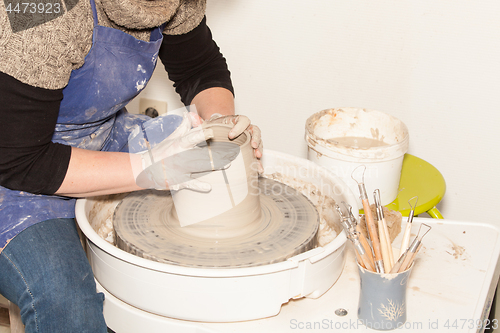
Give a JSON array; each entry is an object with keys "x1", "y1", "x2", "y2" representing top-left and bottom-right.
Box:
[
  {"x1": 334, "y1": 204, "x2": 362, "y2": 265},
  {"x1": 391, "y1": 223, "x2": 431, "y2": 273},
  {"x1": 335, "y1": 204, "x2": 375, "y2": 271},
  {"x1": 349, "y1": 231, "x2": 375, "y2": 272},
  {"x1": 374, "y1": 189, "x2": 394, "y2": 272},
  {"x1": 389, "y1": 248, "x2": 409, "y2": 273},
  {"x1": 399, "y1": 196, "x2": 418, "y2": 258},
  {"x1": 342, "y1": 202, "x2": 376, "y2": 270},
  {"x1": 352, "y1": 166, "x2": 384, "y2": 273},
  {"x1": 405, "y1": 242, "x2": 423, "y2": 269},
  {"x1": 398, "y1": 223, "x2": 431, "y2": 272}
]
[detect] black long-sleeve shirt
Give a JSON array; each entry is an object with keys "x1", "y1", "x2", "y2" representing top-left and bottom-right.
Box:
[{"x1": 0, "y1": 17, "x2": 233, "y2": 195}]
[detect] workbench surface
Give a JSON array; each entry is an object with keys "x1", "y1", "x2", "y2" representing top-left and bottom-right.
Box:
[{"x1": 102, "y1": 218, "x2": 500, "y2": 333}]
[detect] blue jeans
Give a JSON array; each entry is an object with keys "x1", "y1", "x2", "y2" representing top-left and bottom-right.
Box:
[{"x1": 0, "y1": 218, "x2": 107, "y2": 332}]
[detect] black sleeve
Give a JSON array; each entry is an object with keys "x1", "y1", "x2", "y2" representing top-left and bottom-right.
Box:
[
  {"x1": 0, "y1": 71, "x2": 71, "y2": 195},
  {"x1": 159, "y1": 16, "x2": 234, "y2": 105}
]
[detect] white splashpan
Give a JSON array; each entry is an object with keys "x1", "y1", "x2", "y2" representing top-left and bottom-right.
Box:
[{"x1": 75, "y1": 149, "x2": 358, "y2": 322}]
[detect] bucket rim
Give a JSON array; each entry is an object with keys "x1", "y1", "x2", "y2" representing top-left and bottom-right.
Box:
[{"x1": 304, "y1": 107, "x2": 409, "y2": 161}]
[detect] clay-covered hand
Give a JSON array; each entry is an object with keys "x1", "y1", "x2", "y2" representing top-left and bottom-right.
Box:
[
  {"x1": 207, "y1": 113, "x2": 264, "y2": 173},
  {"x1": 129, "y1": 109, "x2": 238, "y2": 192}
]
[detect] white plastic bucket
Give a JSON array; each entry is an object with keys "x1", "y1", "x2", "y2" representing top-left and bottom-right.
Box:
[{"x1": 305, "y1": 108, "x2": 409, "y2": 206}]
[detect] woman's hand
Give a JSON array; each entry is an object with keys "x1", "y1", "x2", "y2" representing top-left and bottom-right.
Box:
[
  {"x1": 130, "y1": 109, "x2": 235, "y2": 192},
  {"x1": 190, "y1": 87, "x2": 264, "y2": 173},
  {"x1": 206, "y1": 114, "x2": 264, "y2": 173}
]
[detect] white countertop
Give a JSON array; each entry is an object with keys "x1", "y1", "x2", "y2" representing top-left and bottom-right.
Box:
[{"x1": 101, "y1": 218, "x2": 500, "y2": 333}]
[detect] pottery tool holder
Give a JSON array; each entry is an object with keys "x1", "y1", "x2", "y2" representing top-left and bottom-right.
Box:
[{"x1": 337, "y1": 166, "x2": 431, "y2": 274}]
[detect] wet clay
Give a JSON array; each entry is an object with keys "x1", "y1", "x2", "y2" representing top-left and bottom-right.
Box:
[
  {"x1": 112, "y1": 124, "x2": 321, "y2": 267},
  {"x1": 89, "y1": 146, "x2": 341, "y2": 259},
  {"x1": 168, "y1": 124, "x2": 261, "y2": 235},
  {"x1": 91, "y1": 173, "x2": 339, "y2": 250},
  {"x1": 360, "y1": 204, "x2": 402, "y2": 244},
  {"x1": 112, "y1": 178, "x2": 319, "y2": 267},
  {"x1": 446, "y1": 239, "x2": 467, "y2": 260},
  {"x1": 265, "y1": 172, "x2": 342, "y2": 247}
]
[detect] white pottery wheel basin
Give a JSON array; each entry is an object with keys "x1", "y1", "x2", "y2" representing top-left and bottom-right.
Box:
[{"x1": 75, "y1": 149, "x2": 359, "y2": 322}]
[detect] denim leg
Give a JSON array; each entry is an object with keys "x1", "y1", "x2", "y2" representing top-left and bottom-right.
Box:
[{"x1": 0, "y1": 218, "x2": 107, "y2": 333}]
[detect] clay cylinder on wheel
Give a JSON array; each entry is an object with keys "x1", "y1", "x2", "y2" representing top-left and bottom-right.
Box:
[{"x1": 169, "y1": 124, "x2": 261, "y2": 238}]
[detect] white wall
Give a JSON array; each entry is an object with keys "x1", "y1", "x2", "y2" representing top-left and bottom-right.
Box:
[{"x1": 128, "y1": 0, "x2": 500, "y2": 224}]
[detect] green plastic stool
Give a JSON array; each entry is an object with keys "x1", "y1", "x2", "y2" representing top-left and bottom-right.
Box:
[{"x1": 384, "y1": 154, "x2": 446, "y2": 219}]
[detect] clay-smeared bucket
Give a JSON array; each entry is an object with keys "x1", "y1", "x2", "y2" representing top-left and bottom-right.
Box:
[{"x1": 305, "y1": 108, "x2": 409, "y2": 205}]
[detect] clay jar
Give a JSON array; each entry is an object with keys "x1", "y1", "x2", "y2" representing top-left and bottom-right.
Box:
[{"x1": 168, "y1": 124, "x2": 261, "y2": 238}]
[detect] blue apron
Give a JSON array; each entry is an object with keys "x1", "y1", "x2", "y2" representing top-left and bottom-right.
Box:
[{"x1": 0, "y1": 0, "x2": 164, "y2": 250}]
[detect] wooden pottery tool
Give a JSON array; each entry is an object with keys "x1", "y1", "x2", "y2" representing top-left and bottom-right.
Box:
[
  {"x1": 374, "y1": 189, "x2": 394, "y2": 272},
  {"x1": 399, "y1": 196, "x2": 418, "y2": 258},
  {"x1": 398, "y1": 223, "x2": 431, "y2": 272},
  {"x1": 389, "y1": 249, "x2": 409, "y2": 273},
  {"x1": 352, "y1": 166, "x2": 384, "y2": 273},
  {"x1": 349, "y1": 231, "x2": 375, "y2": 272},
  {"x1": 405, "y1": 242, "x2": 423, "y2": 270}
]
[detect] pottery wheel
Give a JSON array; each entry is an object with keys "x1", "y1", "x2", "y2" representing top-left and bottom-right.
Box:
[{"x1": 113, "y1": 178, "x2": 319, "y2": 268}]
